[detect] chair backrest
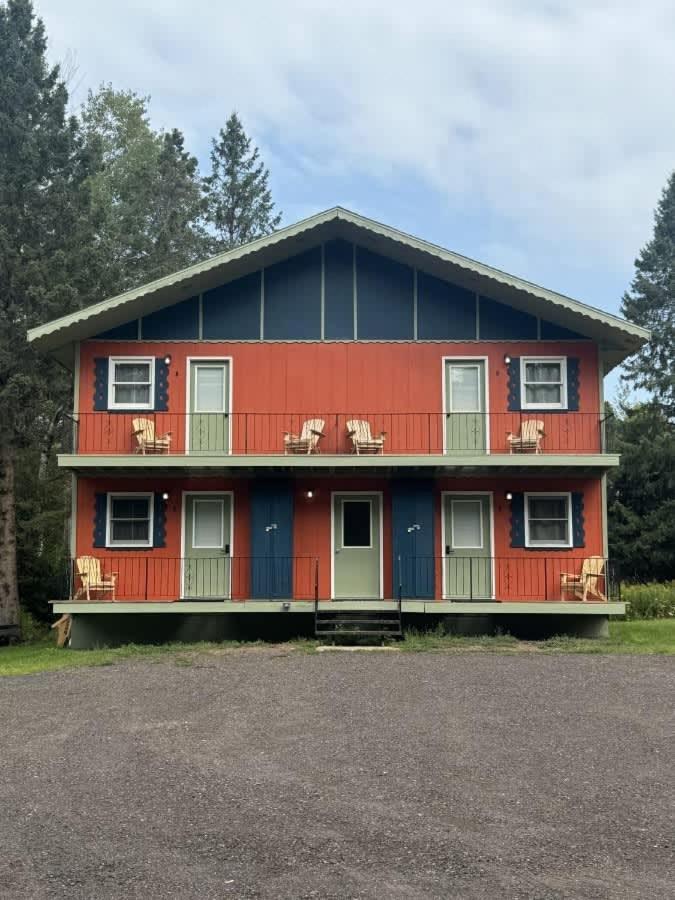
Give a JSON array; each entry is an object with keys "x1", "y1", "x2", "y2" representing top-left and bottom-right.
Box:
[
  {"x1": 300, "y1": 419, "x2": 325, "y2": 445},
  {"x1": 346, "y1": 420, "x2": 372, "y2": 443},
  {"x1": 76, "y1": 555, "x2": 101, "y2": 584},
  {"x1": 132, "y1": 417, "x2": 154, "y2": 445},
  {"x1": 521, "y1": 419, "x2": 545, "y2": 441},
  {"x1": 581, "y1": 556, "x2": 605, "y2": 577}
]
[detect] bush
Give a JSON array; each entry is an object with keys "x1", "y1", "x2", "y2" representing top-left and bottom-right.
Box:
[{"x1": 623, "y1": 582, "x2": 675, "y2": 620}]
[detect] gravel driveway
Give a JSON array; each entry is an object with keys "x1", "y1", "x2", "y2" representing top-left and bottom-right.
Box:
[{"x1": 1, "y1": 649, "x2": 673, "y2": 899}]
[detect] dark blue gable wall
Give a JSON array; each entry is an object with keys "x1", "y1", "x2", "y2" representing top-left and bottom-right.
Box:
[
  {"x1": 94, "y1": 321, "x2": 139, "y2": 340},
  {"x1": 264, "y1": 247, "x2": 321, "y2": 339},
  {"x1": 417, "y1": 271, "x2": 476, "y2": 339},
  {"x1": 324, "y1": 239, "x2": 354, "y2": 339},
  {"x1": 203, "y1": 271, "x2": 261, "y2": 339},
  {"x1": 141, "y1": 296, "x2": 199, "y2": 339},
  {"x1": 357, "y1": 247, "x2": 414, "y2": 339},
  {"x1": 479, "y1": 295, "x2": 538, "y2": 339}
]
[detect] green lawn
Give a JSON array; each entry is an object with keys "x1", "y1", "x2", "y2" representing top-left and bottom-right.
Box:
[{"x1": 1, "y1": 619, "x2": 673, "y2": 677}]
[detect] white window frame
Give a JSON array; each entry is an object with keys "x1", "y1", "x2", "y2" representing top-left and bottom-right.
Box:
[
  {"x1": 520, "y1": 356, "x2": 567, "y2": 410},
  {"x1": 450, "y1": 499, "x2": 484, "y2": 549},
  {"x1": 341, "y1": 498, "x2": 373, "y2": 549},
  {"x1": 193, "y1": 364, "x2": 228, "y2": 414},
  {"x1": 448, "y1": 363, "x2": 483, "y2": 413},
  {"x1": 192, "y1": 498, "x2": 225, "y2": 549},
  {"x1": 106, "y1": 492, "x2": 154, "y2": 548},
  {"x1": 524, "y1": 492, "x2": 572, "y2": 548},
  {"x1": 107, "y1": 356, "x2": 155, "y2": 410}
]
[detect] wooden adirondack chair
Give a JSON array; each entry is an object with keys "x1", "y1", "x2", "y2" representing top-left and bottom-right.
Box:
[
  {"x1": 51, "y1": 614, "x2": 72, "y2": 647},
  {"x1": 560, "y1": 556, "x2": 607, "y2": 602},
  {"x1": 132, "y1": 417, "x2": 172, "y2": 454},
  {"x1": 283, "y1": 418, "x2": 325, "y2": 454},
  {"x1": 74, "y1": 556, "x2": 117, "y2": 602},
  {"x1": 346, "y1": 420, "x2": 386, "y2": 454},
  {"x1": 506, "y1": 419, "x2": 545, "y2": 454}
]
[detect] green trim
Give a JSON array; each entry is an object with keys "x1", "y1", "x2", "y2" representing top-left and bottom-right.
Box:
[
  {"x1": 28, "y1": 207, "x2": 649, "y2": 356},
  {"x1": 51, "y1": 599, "x2": 625, "y2": 615}
]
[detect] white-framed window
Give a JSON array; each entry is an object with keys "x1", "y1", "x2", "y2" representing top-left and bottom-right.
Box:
[
  {"x1": 520, "y1": 357, "x2": 567, "y2": 409},
  {"x1": 108, "y1": 357, "x2": 154, "y2": 409},
  {"x1": 342, "y1": 499, "x2": 372, "y2": 548},
  {"x1": 450, "y1": 499, "x2": 484, "y2": 549},
  {"x1": 524, "y1": 493, "x2": 572, "y2": 548},
  {"x1": 192, "y1": 499, "x2": 225, "y2": 549},
  {"x1": 106, "y1": 493, "x2": 153, "y2": 547}
]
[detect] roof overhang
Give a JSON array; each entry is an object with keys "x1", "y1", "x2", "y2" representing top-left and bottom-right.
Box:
[{"x1": 28, "y1": 207, "x2": 649, "y2": 370}]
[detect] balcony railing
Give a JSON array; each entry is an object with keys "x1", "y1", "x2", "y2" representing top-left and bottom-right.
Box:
[
  {"x1": 66, "y1": 411, "x2": 614, "y2": 456},
  {"x1": 58, "y1": 556, "x2": 619, "y2": 604}
]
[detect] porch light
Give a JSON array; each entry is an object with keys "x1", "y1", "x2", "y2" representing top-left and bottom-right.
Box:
[
  {"x1": 164, "y1": 354, "x2": 172, "y2": 365},
  {"x1": 162, "y1": 492, "x2": 170, "y2": 501},
  {"x1": 305, "y1": 490, "x2": 314, "y2": 499},
  {"x1": 504, "y1": 354, "x2": 512, "y2": 365},
  {"x1": 505, "y1": 492, "x2": 513, "y2": 501}
]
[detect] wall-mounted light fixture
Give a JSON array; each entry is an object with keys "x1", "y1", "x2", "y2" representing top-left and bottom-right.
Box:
[
  {"x1": 505, "y1": 492, "x2": 513, "y2": 501},
  {"x1": 504, "y1": 354, "x2": 512, "y2": 365},
  {"x1": 305, "y1": 489, "x2": 314, "y2": 499},
  {"x1": 162, "y1": 492, "x2": 170, "y2": 501},
  {"x1": 164, "y1": 355, "x2": 172, "y2": 366}
]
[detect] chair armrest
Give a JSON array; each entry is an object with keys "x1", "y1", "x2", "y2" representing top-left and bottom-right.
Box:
[{"x1": 310, "y1": 430, "x2": 325, "y2": 437}]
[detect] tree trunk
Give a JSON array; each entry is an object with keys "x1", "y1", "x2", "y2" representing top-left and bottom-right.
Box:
[
  {"x1": 38, "y1": 406, "x2": 63, "y2": 482},
  {"x1": 0, "y1": 445, "x2": 20, "y2": 638}
]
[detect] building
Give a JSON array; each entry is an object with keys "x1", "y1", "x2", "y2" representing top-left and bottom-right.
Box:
[{"x1": 28, "y1": 208, "x2": 649, "y2": 647}]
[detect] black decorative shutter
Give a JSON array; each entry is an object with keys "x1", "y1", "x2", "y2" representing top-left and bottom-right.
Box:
[
  {"x1": 154, "y1": 358, "x2": 169, "y2": 411},
  {"x1": 93, "y1": 493, "x2": 107, "y2": 547},
  {"x1": 153, "y1": 493, "x2": 167, "y2": 548},
  {"x1": 507, "y1": 358, "x2": 521, "y2": 411},
  {"x1": 94, "y1": 359, "x2": 109, "y2": 411},
  {"x1": 571, "y1": 492, "x2": 585, "y2": 547},
  {"x1": 510, "y1": 493, "x2": 525, "y2": 547},
  {"x1": 567, "y1": 358, "x2": 580, "y2": 411}
]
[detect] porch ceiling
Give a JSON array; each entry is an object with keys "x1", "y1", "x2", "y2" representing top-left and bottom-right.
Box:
[{"x1": 58, "y1": 452, "x2": 620, "y2": 477}]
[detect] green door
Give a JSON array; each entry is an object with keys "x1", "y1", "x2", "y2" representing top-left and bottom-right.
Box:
[
  {"x1": 445, "y1": 360, "x2": 486, "y2": 453},
  {"x1": 443, "y1": 494, "x2": 492, "y2": 599},
  {"x1": 189, "y1": 361, "x2": 230, "y2": 453},
  {"x1": 183, "y1": 494, "x2": 231, "y2": 598},
  {"x1": 333, "y1": 494, "x2": 381, "y2": 599}
]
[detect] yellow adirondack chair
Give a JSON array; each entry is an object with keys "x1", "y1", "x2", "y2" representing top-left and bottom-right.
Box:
[
  {"x1": 560, "y1": 556, "x2": 607, "y2": 602},
  {"x1": 346, "y1": 420, "x2": 386, "y2": 454},
  {"x1": 74, "y1": 556, "x2": 117, "y2": 602},
  {"x1": 51, "y1": 614, "x2": 72, "y2": 647},
  {"x1": 283, "y1": 418, "x2": 325, "y2": 454},
  {"x1": 506, "y1": 419, "x2": 545, "y2": 454},
  {"x1": 132, "y1": 417, "x2": 172, "y2": 454}
]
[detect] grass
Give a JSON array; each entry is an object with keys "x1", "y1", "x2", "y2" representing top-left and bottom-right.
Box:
[
  {"x1": 623, "y1": 581, "x2": 675, "y2": 620},
  {"x1": 1, "y1": 619, "x2": 673, "y2": 676}
]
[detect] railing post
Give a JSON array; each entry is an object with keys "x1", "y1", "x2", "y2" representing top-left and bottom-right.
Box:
[
  {"x1": 398, "y1": 554, "x2": 403, "y2": 601},
  {"x1": 314, "y1": 557, "x2": 319, "y2": 602},
  {"x1": 469, "y1": 557, "x2": 473, "y2": 601}
]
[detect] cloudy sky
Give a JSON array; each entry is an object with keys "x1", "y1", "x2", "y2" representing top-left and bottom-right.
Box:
[{"x1": 39, "y1": 1, "x2": 674, "y2": 392}]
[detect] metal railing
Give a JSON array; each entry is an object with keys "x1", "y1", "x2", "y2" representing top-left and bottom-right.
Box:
[{"x1": 66, "y1": 411, "x2": 614, "y2": 456}]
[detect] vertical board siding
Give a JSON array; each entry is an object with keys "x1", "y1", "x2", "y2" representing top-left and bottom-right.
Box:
[
  {"x1": 355, "y1": 247, "x2": 414, "y2": 339},
  {"x1": 324, "y1": 239, "x2": 355, "y2": 339},
  {"x1": 94, "y1": 321, "x2": 139, "y2": 340},
  {"x1": 417, "y1": 272, "x2": 476, "y2": 339},
  {"x1": 263, "y1": 247, "x2": 322, "y2": 339},
  {"x1": 141, "y1": 297, "x2": 199, "y2": 340},
  {"x1": 391, "y1": 480, "x2": 435, "y2": 598},
  {"x1": 479, "y1": 296, "x2": 538, "y2": 339},
  {"x1": 249, "y1": 481, "x2": 294, "y2": 598},
  {"x1": 540, "y1": 319, "x2": 586, "y2": 340},
  {"x1": 202, "y1": 271, "x2": 261, "y2": 339}
]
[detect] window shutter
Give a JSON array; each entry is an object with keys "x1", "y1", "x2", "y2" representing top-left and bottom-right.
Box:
[
  {"x1": 93, "y1": 493, "x2": 107, "y2": 547},
  {"x1": 510, "y1": 493, "x2": 525, "y2": 547},
  {"x1": 154, "y1": 358, "x2": 169, "y2": 411},
  {"x1": 571, "y1": 492, "x2": 585, "y2": 547},
  {"x1": 153, "y1": 493, "x2": 167, "y2": 548},
  {"x1": 507, "y1": 357, "x2": 521, "y2": 411},
  {"x1": 94, "y1": 358, "x2": 109, "y2": 411},
  {"x1": 567, "y1": 358, "x2": 580, "y2": 411}
]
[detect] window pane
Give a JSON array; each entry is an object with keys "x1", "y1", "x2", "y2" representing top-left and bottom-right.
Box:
[
  {"x1": 451, "y1": 367, "x2": 480, "y2": 412},
  {"x1": 115, "y1": 363, "x2": 150, "y2": 383},
  {"x1": 114, "y1": 384, "x2": 151, "y2": 405},
  {"x1": 343, "y1": 501, "x2": 371, "y2": 547},
  {"x1": 195, "y1": 367, "x2": 225, "y2": 412},
  {"x1": 111, "y1": 497, "x2": 150, "y2": 519},
  {"x1": 525, "y1": 362, "x2": 561, "y2": 383},
  {"x1": 525, "y1": 384, "x2": 561, "y2": 405},
  {"x1": 111, "y1": 520, "x2": 149, "y2": 542},
  {"x1": 530, "y1": 520, "x2": 567, "y2": 542},
  {"x1": 452, "y1": 501, "x2": 482, "y2": 548},
  {"x1": 529, "y1": 498, "x2": 567, "y2": 520},
  {"x1": 194, "y1": 501, "x2": 223, "y2": 548}
]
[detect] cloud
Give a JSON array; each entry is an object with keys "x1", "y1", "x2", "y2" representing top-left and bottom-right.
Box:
[{"x1": 38, "y1": 0, "x2": 675, "y2": 302}]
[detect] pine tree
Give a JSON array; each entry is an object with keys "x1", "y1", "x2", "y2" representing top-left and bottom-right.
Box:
[
  {"x1": 0, "y1": 0, "x2": 92, "y2": 636},
  {"x1": 621, "y1": 171, "x2": 675, "y2": 416},
  {"x1": 205, "y1": 112, "x2": 281, "y2": 251}
]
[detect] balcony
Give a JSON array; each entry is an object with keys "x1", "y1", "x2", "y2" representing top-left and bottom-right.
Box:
[{"x1": 60, "y1": 412, "x2": 617, "y2": 474}]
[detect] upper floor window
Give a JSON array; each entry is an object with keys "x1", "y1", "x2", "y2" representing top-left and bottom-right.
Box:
[
  {"x1": 524, "y1": 493, "x2": 572, "y2": 548},
  {"x1": 108, "y1": 357, "x2": 154, "y2": 409},
  {"x1": 106, "y1": 493, "x2": 153, "y2": 547},
  {"x1": 520, "y1": 357, "x2": 567, "y2": 409}
]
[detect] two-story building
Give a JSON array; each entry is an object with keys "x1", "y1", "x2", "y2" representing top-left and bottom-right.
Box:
[{"x1": 29, "y1": 208, "x2": 648, "y2": 647}]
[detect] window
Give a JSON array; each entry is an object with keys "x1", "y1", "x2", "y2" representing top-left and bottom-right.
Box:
[
  {"x1": 106, "y1": 493, "x2": 153, "y2": 547},
  {"x1": 194, "y1": 365, "x2": 226, "y2": 413},
  {"x1": 521, "y1": 357, "x2": 566, "y2": 409},
  {"x1": 192, "y1": 499, "x2": 224, "y2": 549},
  {"x1": 451, "y1": 500, "x2": 483, "y2": 549},
  {"x1": 342, "y1": 500, "x2": 372, "y2": 548},
  {"x1": 108, "y1": 357, "x2": 154, "y2": 409},
  {"x1": 525, "y1": 493, "x2": 571, "y2": 547}
]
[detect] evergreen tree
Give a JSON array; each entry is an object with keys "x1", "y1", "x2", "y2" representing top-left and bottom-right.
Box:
[
  {"x1": 205, "y1": 112, "x2": 281, "y2": 251},
  {"x1": 621, "y1": 171, "x2": 675, "y2": 416},
  {"x1": 0, "y1": 0, "x2": 92, "y2": 636}
]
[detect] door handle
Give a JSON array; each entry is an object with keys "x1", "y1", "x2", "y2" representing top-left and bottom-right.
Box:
[
  {"x1": 407, "y1": 524, "x2": 421, "y2": 533},
  {"x1": 224, "y1": 544, "x2": 230, "y2": 555},
  {"x1": 265, "y1": 523, "x2": 278, "y2": 532},
  {"x1": 445, "y1": 545, "x2": 452, "y2": 554}
]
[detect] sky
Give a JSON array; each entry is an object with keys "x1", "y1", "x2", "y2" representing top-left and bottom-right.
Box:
[{"x1": 38, "y1": 0, "x2": 675, "y2": 398}]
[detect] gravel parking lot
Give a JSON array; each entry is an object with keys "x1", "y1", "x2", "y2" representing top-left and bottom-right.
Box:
[{"x1": 1, "y1": 649, "x2": 673, "y2": 899}]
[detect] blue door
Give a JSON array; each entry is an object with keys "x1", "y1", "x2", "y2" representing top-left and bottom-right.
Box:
[
  {"x1": 391, "y1": 481, "x2": 435, "y2": 599},
  {"x1": 250, "y1": 481, "x2": 293, "y2": 598}
]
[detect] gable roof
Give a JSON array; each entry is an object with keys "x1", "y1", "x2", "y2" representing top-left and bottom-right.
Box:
[{"x1": 27, "y1": 206, "x2": 649, "y2": 369}]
